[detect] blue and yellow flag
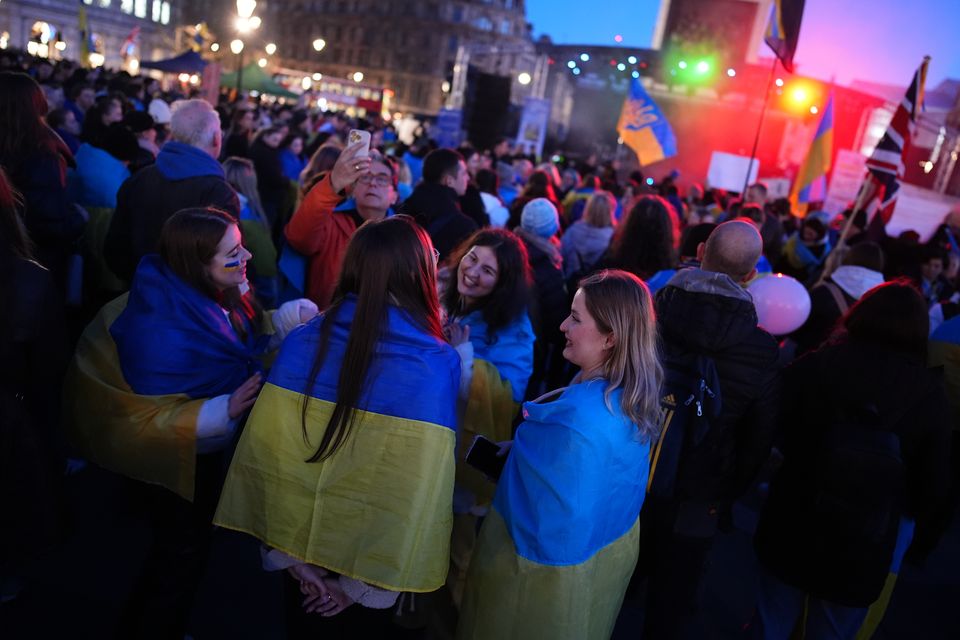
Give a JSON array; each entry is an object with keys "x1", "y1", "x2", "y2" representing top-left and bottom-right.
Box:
[
  {"x1": 65, "y1": 257, "x2": 269, "y2": 501},
  {"x1": 765, "y1": 0, "x2": 806, "y2": 73},
  {"x1": 457, "y1": 380, "x2": 650, "y2": 640},
  {"x1": 617, "y1": 78, "x2": 677, "y2": 167},
  {"x1": 78, "y1": 2, "x2": 91, "y2": 68},
  {"x1": 214, "y1": 298, "x2": 461, "y2": 593},
  {"x1": 790, "y1": 92, "x2": 834, "y2": 216}
]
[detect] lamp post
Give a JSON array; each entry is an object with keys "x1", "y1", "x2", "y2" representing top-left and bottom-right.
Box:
[{"x1": 234, "y1": 0, "x2": 257, "y2": 96}]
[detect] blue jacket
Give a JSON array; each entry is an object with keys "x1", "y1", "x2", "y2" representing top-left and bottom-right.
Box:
[{"x1": 71, "y1": 143, "x2": 130, "y2": 209}]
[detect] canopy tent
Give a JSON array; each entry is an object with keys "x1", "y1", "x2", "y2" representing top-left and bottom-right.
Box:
[
  {"x1": 140, "y1": 50, "x2": 208, "y2": 75},
  {"x1": 220, "y1": 63, "x2": 299, "y2": 98}
]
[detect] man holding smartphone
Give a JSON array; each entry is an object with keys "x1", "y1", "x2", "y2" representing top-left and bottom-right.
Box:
[{"x1": 285, "y1": 137, "x2": 398, "y2": 309}]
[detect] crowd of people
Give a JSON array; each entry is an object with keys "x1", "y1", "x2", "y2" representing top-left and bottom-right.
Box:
[{"x1": 2, "y1": 49, "x2": 959, "y2": 640}]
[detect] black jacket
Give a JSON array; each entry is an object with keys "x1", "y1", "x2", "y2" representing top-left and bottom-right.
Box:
[
  {"x1": 516, "y1": 229, "x2": 567, "y2": 344},
  {"x1": 104, "y1": 159, "x2": 240, "y2": 282},
  {"x1": 754, "y1": 341, "x2": 951, "y2": 606},
  {"x1": 400, "y1": 182, "x2": 478, "y2": 261},
  {"x1": 655, "y1": 269, "x2": 781, "y2": 504}
]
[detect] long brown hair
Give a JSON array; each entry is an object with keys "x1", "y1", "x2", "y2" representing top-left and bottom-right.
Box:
[
  {"x1": 0, "y1": 72, "x2": 64, "y2": 168},
  {"x1": 0, "y1": 167, "x2": 33, "y2": 261},
  {"x1": 159, "y1": 207, "x2": 263, "y2": 338},
  {"x1": 577, "y1": 270, "x2": 662, "y2": 441},
  {"x1": 302, "y1": 215, "x2": 444, "y2": 462}
]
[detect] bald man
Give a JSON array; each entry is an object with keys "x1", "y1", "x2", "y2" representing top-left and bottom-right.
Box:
[{"x1": 636, "y1": 220, "x2": 781, "y2": 639}]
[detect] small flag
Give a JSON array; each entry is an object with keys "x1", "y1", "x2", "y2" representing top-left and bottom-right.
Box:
[
  {"x1": 863, "y1": 57, "x2": 930, "y2": 225},
  {"x1": 120, "y1": 26, "x2": 140, "y2": 58},
  {"x1": 617, "y1": 78, "x2": 677, "y2": 166},
  {"x1": 765, "y1": 0, "x2": 806, "y2": 73},
  {"x1": 790, "y1": 92, "x2": 834, "y2": 216}
]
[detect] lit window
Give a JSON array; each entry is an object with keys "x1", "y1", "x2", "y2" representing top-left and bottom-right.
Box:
[
  {"x1": 161, "y1": 2, "x2": 170, "y2": 25},
  {"x1": 152, "y1": 0, "x2": 161, "y2": 22},
  {"x1": 135, "y1": 0, "x2": 147, "y2": 18},
  {"x1": 83, "y1": 0, "x2": 93, "y2": 4},
  {"x1": 121, "y1": 0, "x2": 134, "y2": 14},
  {"x1": 99, "y1": 0, "x2": 112, "y2": 7}
]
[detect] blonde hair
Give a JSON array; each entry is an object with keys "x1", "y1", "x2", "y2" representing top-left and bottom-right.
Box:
[
  {"x1": 584, "y1": 190, "x2": 617, "y2": 228},
  {"x1": 222, "y1": 157, "x2": 269, "y2": 228},
  {"x1": 578, "y1": 269, "x2": 662, "y2": 441}
]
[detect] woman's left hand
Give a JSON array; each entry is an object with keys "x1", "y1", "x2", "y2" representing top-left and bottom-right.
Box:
[
  {"x1": 444, "y1": 321, "x2": 470, "y2": 347},
  {"x1": 303, "y1": 577, "x2": 355, "y2": 616}
]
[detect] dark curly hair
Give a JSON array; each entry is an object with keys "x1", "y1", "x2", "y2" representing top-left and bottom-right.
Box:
[
  {"x1": 610, "y1": 195, "x2": 676, "y2": 280},
  {"x1": 443, "y1": 227, "x2": 532, "y2": 340}
]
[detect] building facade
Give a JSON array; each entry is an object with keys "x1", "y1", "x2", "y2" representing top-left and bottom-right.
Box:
[
  {"x1": 205, "y1": 0, "x2": 534, "y2": 114},
  {"x1": 0, "y1": 0, "x2": 181, "y2": 68}
]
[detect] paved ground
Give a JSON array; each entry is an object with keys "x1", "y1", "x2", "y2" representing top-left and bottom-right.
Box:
[{"x1": 2, "y1": 465, "x2": 959, "y2": 639}]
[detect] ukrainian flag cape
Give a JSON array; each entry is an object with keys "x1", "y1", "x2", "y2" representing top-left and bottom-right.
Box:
[
  {"x1": 214, "y1": 298, "x2": 461, "y2": 592},
  {"x1": 458, "y1": 380, "x2": 650, "y2": 640},
  {"x1": 456, "y1": 310, "x2": 534, "y2": 502},
  {"x1": 65, "y1": 256, "x2": 266, "y2": 501}
]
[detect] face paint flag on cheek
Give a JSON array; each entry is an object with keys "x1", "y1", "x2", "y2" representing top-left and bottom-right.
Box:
[{"x1": 224, "y1": 260, "x2": 243, "y2": 271}]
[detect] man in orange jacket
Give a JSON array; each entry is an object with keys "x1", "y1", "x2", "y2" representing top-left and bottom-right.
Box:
[{"x1": 285, "y1": 141, "x2": 397, "y2": 308}]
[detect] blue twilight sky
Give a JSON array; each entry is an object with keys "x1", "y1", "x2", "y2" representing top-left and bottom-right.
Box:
[{"x1": 525, "y1": 0, "x2": 960, "y2": 89}]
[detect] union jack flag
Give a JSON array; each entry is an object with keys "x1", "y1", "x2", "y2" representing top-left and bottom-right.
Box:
[{"x1": 863, "y1": 57, "x2": 929, "y2": 224}]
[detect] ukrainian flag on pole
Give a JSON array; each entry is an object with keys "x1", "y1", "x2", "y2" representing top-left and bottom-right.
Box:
[
  {"x1": 617, "y1": 77, "x2": 678, "y2": 166},
  {"x1": 790, "y1": 92, "x2": 834, "y2": 216}
]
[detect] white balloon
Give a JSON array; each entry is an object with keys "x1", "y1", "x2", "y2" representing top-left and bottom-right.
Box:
[{"x1": 748, "y1": 273, "x2": 812, "y2": 335}]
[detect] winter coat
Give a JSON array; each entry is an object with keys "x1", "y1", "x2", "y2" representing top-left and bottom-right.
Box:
[
  {"x1": 791, "y1": 266, "x2": 884, "y2": 355},
  {"x1": 655, "y1": 268, "x2": 781, "y2": 504},
  {"x1": 400, "y1": 182, "x2": 477, "y2": 261},
  {"x1": 480, "y1": 191, "x2": 509, "y2": 228},
  {"x1": 104, "y1": 141, "x2": 240, "y2": 282},
  {"x1": 515, "y1": 228, "x2": 567, "y2": 344},
  {"x1": 560, "y1": 222, "x2": 614, "y2": 280},
  {"x1": 71, "y1": 143, "x2": 130, "y2": 209},
  {"x1": 754, "y1": 340, "x2": 951, "y2": 606}
]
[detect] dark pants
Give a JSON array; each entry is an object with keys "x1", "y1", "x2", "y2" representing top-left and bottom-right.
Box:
[
  {"x1": 115, "y1": 454, "x2": 224, "y2": 639},
  {"x1": 634, "y1": 498, "x2": 718, "y2": 640},
  {"x1": 282, "y1": 572, "x2": 397, "y2": 639}
]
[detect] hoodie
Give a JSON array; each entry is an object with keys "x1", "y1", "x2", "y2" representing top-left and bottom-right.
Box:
[{"x1": 560, "y1": 221, "x2": 615, "y2": 279}]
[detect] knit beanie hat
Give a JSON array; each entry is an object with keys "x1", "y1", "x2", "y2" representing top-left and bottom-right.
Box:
[{"x1": 521, "y1": 198, "x2": 559, "y2": 238}]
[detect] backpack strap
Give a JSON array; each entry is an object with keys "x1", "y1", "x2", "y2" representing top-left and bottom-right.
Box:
[{"x1": 823, "y1": 281, "x2": 850, "y2": 315}]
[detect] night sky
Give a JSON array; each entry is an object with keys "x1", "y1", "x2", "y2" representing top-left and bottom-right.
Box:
[{"x1": 526, "y1": 0, "x2": 960, "y2": 89}]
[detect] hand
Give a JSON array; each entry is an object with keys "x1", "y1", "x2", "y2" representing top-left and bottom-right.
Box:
[
  {"x1": 303, "y1": 577, "x2": 355, "y2": 616},
  {"x1": 444, "y1": 322, "x2": 470, "y2": 347},
  {"x1": 329, "y1": 142, "x2": 372, "y2": 193},
  {"x1": 287, "y1": 563, "x2": 330, "y2": 597},
  {"x1": 228, "y1": 373, "x2": 263, "y2": 419}
]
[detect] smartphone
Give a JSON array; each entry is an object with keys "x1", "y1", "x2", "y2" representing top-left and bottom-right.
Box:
[
  {"x1": 465, "y1": 435, "x2": 507, "y2": 481},
  {"x1": 348, "y1": 129, "x2": 371, "y2": 159}
]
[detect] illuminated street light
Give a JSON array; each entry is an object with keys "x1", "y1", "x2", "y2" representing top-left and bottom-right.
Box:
[
  {"x1": 302, "y1": 77, "x2": 312, "y2": 90},
  {"x1": 230, "y1": 39, "x2": 244, "y2": 54},
  {"x1": 211, "y1": 42, "x2": 220, "y2": 52},
  {"x1": 249, "y1": 16, "x2": 261, "y2": 29},
  {"x1": 518, "y1": 72, "x2": 532, "y2": 85},
  {"x1": 441, "y1": 80, "x2": 451, "y2": 93},
  {"x1": 258, "y1": 57, "x2": 267, "y2": 67},
  {"x1": 265, "y1": 42, "x2": 276, "y2": 55},
  {"x1": 313, "y1": 72, "x2": 322, "y2": 81},
  {"x1": 353, "y1": 71, "x2": 364, "y2": 82},
  {"x1": 313, "y1": 38, "x2": 326, "y2": 52},
  {"x1": 236, "y1": 0, "x2": 257, "y2": 19}
]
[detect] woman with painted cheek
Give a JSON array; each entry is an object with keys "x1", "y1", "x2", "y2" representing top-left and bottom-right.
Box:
[
  {"x1": 457, "y1": 270, "x2": 663, "y2": 640},
  {"x1": 440, "y1": 228, "x2": 536, "y2": 608},
  {"x1": 64, "y1": 207, "x2": 317, "y2": 638}
]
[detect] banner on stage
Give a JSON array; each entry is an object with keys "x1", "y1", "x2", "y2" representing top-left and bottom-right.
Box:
[
  {"x1": 515, "y1": 98, "x2": 551, "y2": 160},
  {"x1": 823, "y1": 149, "x2": 867, "y2": 216},
  {"x1": 707, "y1": 152, "x2": 758, "y2": 193},
  {"x1": 434, "y1": 108, "x2": 463, "y2": 149}
]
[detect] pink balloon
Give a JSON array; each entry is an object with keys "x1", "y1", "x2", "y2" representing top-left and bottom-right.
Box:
[{"x1": 748, "y1": 273, "x2": 812, "y2": 335}]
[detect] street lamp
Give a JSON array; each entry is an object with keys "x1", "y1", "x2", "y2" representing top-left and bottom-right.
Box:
[
  {"x1": 265, "y1": 42, "x2": 276, "y2": 55},
  {"x1": 233, "y1": 0, "x2": 257, "y2": 95},
  {"x1": 517, "y1": 72, "x2": 531, "y2": 85},
  {"x1": 313, "y1": 38, "x2": 326, "y2": 52}
]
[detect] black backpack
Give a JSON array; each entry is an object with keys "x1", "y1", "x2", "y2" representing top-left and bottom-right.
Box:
[{"x1": 648, "y1": 351, "x2": 723, "y2": 500}]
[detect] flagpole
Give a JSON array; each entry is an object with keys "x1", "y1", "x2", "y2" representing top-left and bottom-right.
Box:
[{"x1": 742, "y1": 56, "x2": 779, "y2": 196}]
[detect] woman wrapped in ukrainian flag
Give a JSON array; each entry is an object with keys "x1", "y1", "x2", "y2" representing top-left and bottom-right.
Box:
[
  {"x1": 457, "y1": 270, "x2": 663, "y2": 640},
  {"x1": 64, "y1": 207, "x2": 317, "y2": 637},
  {"x1": 214, "y1": 216, "x2": 461, "y2": 636},
  {"x1": 440, "y1": 228, "x2": 536, "y2": 605}
]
